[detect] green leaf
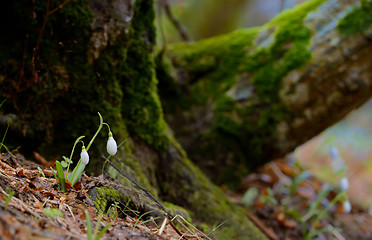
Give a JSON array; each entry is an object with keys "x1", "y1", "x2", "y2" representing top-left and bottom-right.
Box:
[
  {"x1": 290, "y1": 170, "x2": 311, "y2": 196},
  {"x1": 62, "y1": 156, "x2": 73, "y2": 164},
  {"x1": 85, "y1": 210, "x2": 93, "y2": 240},
  {"x1": 50, "y1": 167, "x2": 58, "y2": 180},
  {"x1": 61, "y1": 161, "x2": 68, "y2": 168},
  {"x1": 242, "y1": 187, "x2": 259, "y2": 207},
  {"x1": 96, "y1": 223, "x2": 112, "y2": 240},
  {"x1": 69, "y1": 161, "x2": 86, "y2": 186},
  {"x1": 5, "y1": 188, "x2": 14, "y2": 206},
  {"x1": 56, "y1": 161, "x2": 66, "y2": 192}
]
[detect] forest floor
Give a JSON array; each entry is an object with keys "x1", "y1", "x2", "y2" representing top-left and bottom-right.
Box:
[
  {"x1": 0, "y1": 153, "x2": 209, "y2": 240},
  {"x1": 227, "y1": 157, "x2": 372, "y2": 240},
  {"x1": 1, "y1": 151, "x2": 372, "y2": 240}
]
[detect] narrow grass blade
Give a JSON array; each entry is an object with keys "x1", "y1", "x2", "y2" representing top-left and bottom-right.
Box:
[
  {"x1": 56, "y1": 161, "x2": 66, "y2": 192},
  {"x1": 85, "y1": 210, "x2": 93, "y2": 240}
]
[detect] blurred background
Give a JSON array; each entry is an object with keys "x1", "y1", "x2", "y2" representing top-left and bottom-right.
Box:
[
  {"x1": 156, "y1": 0, "x2": 372, "y2": 207},
  {"x1": 156, "y1": 0, "x2": 307, "y2": 43}
]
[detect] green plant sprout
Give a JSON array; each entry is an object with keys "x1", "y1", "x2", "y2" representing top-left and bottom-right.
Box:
[
  {"x1": 133, "y1": 210, "x2": 160, "y2": 230},
  {"x1": 5, "y1": 187, "x2": 14, "y2": 207},
  {"x1": 85, "y1": 210, "x2": 112, "y2": 240},
  {"x1": 260, "y1": 187, "x2": 278, "y2": 206},
  {"x1": 106, "y1": 201, "x2": 121, "y2": 219},
  {"x1": 37, "y1": 167, "x2": 46, "y2": 178},
  {"x1": 43, "y1": 208, "x2": 64, "y2": 220},
  {"x1": 52, "y1": 112, "x2": 118, "y2": 192}
]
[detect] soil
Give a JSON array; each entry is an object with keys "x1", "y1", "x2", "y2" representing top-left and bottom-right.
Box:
[
  {"x1": 1, "y1": 151, "x2": 372, "y2": 240},
  {"x1": 0, "y1": 153, "x2": 207, "y2": 240}
]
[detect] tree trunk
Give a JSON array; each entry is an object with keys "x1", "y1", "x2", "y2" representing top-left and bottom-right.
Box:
[
  {"x1": 0, "y1": 0, "x2": 266, "y2": 239},
  {"x1": 160, "y1": 0, "x2": 372, "y2": 186}
]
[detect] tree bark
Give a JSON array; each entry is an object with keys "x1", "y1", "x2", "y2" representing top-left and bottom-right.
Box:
[
  {"x1": 161, "y1": 0, "x2": 372, "y2": 185},
  {"x1": 0, "y1": 0, "x2": 266, "y2": 239}
]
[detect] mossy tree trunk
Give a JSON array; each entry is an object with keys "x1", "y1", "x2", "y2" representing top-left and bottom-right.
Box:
[
  {"x1": 0, "y1": 0, "x2": 265, "y2": 239},
  {"x1": 160, "y1": 0, "x2": 372, "y2": 186}
]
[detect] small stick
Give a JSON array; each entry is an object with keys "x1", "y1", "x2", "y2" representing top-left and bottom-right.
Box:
[
  {"x1": 0, "y1": 186, "x2": 42, "y2": 219},
  {"x1": 158, "y1": 217, "x2": 167, "y2": 235}
]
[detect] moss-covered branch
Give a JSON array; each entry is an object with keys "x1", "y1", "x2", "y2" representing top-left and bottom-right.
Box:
[{"x1": 160, "y1": 0, "x2": 372, "y2": 186}]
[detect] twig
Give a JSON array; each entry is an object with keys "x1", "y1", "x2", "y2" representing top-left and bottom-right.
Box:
[
  {"x1": 160, "y1": 0, "x2": 192, "y2": 42},
  {"x1": 247, "y1": 212, "x2": 279, "y2": 240},
  {"x1": 158, "y1": 217, "x2": 167, "y2": 235},
  {"x1": 102, "y1": 156, "x2": 174, "y2": 218},
  {"x1": 65, "y1": 204, "x2": 76, "y2": 221},
  {"x1": 326, "y1": 223, "x2": 346, "y2": 240},
  {"x1": 171, "y1": 214, "x2": 212, "y2": 240},
  {"x1": 103, "y1": 156, "x2": 210, "y2": 240},
  {"x1": 0, "y1": 186, "x2": 42, "y2": 219}
]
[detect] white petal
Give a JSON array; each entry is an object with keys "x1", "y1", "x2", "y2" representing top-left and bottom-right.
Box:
[
  {"x1": 81, "y1": 149, "x2": 89, "y2": 165},
  {"x1": 107, "y1": 137, "x2": 117, "y2": 156},
  {"x1": 343, "y1": 200, "x2": 351, "y2": 213},
  {"x1": 329, "y1": 146, "x2": 339, "y2": 160},
  {"x1": 340, "y1": 177, "x2": 349, "y2": 192}
]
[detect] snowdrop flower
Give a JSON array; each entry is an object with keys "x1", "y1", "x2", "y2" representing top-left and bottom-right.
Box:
[
  {"x1": 80, "y1": 146, "x2": 89, "y2": 165},
  {"x1": 329, "y1": 146, "x2": 345, "y2": 172},
  {"x1": 339, "y1": 177, "x2": 349, "y2": 192},
  {"x1": 106, "y1": 131, "x2": 117, "y2": 156},
  {"x1": 329, "y1": 146, "x2": 339, "y2": 160},
  {"x1": 343, "y1": 200, "x2": 351, "y2": 213}
]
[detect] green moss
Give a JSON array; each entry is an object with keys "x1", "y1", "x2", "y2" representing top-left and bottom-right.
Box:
[
  {"x1": 159, "y1": 143, "x2": 267, "y2": 240},
  {"x1": 338, "y1": 0, "x2": 372, "y2": 35},
  {"x1": 163, "y1": 0, "x2": 327, "y2": 185},
  {"x1": 93, "y1": 187, "x2": 126, "y2": 212},
  {"x1": 163, "y1": 202, "x2": 191, "y2": 222},
  {"x1": 168, "y1": 28, "x2": 260, "y2": 105},
  {"x1": 121, "y1": 0, "x2": 169, "y2": 152}
]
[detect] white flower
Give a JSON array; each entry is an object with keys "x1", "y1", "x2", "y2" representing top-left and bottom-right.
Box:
[
  {"x1": 340, "y1": 177, "x2": 349, "y2": 192},
  {"x1": 343, "y1": 200, "x2": 351, "y2": 213},
  {"x1": 80, "y1": 147, "x2": 89, "y2": 165},
  {"x1": 106, "y1": 132, "x2": 117, "y2": 156},
  {"x1": 330, "y1": 146, "x2": 345, "y2": 172},
  {"x1": 329, "y1": 146, "x2": 339, "y2": 160}
]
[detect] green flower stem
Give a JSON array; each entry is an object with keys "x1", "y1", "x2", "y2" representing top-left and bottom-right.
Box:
[
  {"x1": 68, "y1": 112, "x2": 104, "y2": 186},
  {"x1": 86, "y1": 112, "x2": 103, "y2": 151},
  {"x1": 56, "y1": 161, "x2": 66, "y2": 192},
  {"x1": 65, "y1": 135, "x2": 85, "y2": 178},
  {"x1": 0, "y1": 99, "x2": 6, "y2": 108},
  {"x1": 103, "y1": 122, "x2": 111, "y2": 134},
  {"x1": 0, "y1": 123, "x2": 9, "y2": 152}
]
